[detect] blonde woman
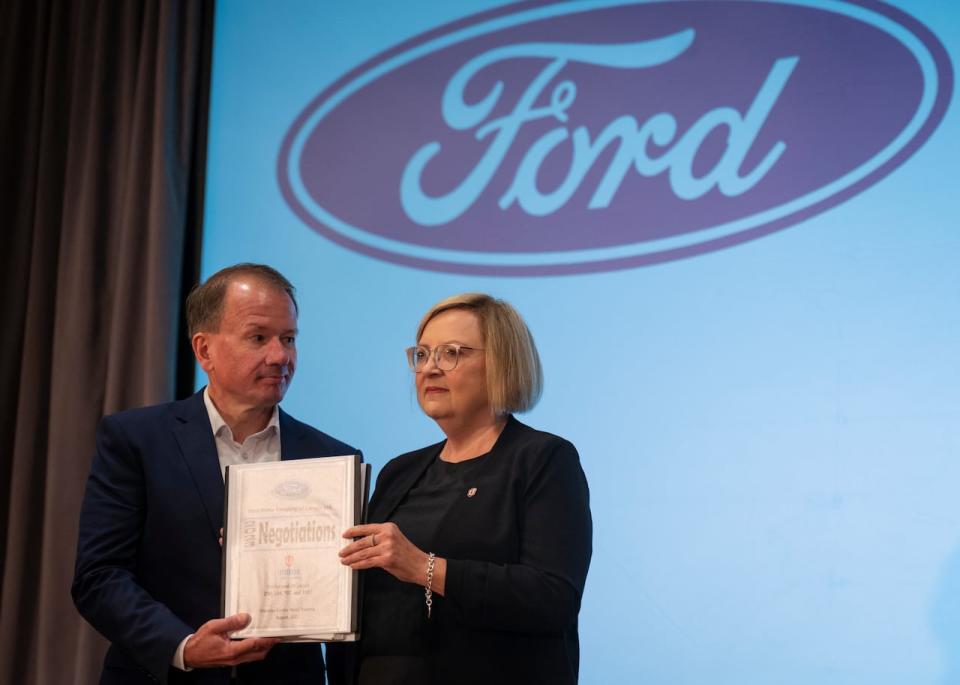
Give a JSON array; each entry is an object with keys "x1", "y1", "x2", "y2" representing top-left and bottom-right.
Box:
[{"x1": 333, "y1": 293, "x2": 592, "y2": 685}]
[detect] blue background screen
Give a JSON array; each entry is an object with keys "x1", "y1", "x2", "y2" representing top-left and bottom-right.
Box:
[{"x1": 202, "y1": 2, "x2": 959, "y2": 681}]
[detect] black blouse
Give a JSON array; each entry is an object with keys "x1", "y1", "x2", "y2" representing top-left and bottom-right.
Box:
[{"x1": 359, "y1": 455, "x2": 491, "y2": 683}]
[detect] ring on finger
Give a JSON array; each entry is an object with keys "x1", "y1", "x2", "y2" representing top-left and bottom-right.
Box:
[{"x1": 370, "y1": 534, "x2": 378, "y2": 547}]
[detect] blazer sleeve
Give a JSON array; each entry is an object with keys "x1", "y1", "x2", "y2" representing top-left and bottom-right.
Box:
[
  {"x1": 71, "y1": 414, "x2": 193, "y2": 682},
  {"x1": 442, "y1": 439, "x2": 592, "y2": 634}
]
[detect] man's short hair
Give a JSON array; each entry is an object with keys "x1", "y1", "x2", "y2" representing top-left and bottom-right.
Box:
[
  {"x1": 186, "y1": 263, "x2": 298, "y2": 337},
  {"x1": 416, "y1": 293, "x2": 543, "y2": 415}
]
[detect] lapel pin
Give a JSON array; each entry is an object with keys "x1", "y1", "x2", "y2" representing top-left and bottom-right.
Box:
[{"x1": 467, "y1": 487, "x2": 478, "y2": 498}]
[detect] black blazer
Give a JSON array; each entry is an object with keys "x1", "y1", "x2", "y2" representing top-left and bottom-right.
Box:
[
  {"x1": 330, "y1": 417, "x2": 592, "y2": 685},
  {"x1": 72, "y1": 390, "x2": 358, "y2": 684}
]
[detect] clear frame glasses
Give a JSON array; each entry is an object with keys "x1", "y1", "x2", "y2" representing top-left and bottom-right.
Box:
[{"x1": 406, "y1": 344, "x2": 484, "y2": 372}]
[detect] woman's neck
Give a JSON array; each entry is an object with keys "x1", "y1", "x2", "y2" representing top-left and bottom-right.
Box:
[{"x1": 439, "y1": 414, "x2": 508, "y2": 463}]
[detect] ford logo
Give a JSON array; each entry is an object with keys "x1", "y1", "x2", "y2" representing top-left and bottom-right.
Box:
[
  {"x1": 278, "y1": 0, "x2": 952, "y2": 275},
  {"x1": 273, "y1": 480, "x2": 311, "y2": 499}
]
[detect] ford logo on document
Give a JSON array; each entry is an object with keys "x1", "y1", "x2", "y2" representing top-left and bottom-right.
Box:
[{"x1": 273, "y1": 480, "x2": 311, "y2": 499}]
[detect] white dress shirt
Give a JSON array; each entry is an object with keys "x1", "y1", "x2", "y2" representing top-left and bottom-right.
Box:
[{"x1": 173, "y1": 389, "x2": 282, "y2": 671}]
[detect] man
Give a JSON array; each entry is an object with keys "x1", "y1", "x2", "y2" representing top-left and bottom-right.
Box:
[{"x1": 73, "y1": 264, "x2": 357, "y2": 684}]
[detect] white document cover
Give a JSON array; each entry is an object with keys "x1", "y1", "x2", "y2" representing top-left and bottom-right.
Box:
[{"x1": 222, "y1": 455, "x2": 363, "y2": 641}]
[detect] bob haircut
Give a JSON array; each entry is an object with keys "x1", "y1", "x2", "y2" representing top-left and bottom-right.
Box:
[{"x1": 416, "y1": 293, "x2": 543, "y2": 415}]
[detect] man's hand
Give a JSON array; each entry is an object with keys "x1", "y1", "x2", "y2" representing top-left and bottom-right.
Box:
[{"x1": 183, "y1": 613, "x2": 279, "y2": 669}]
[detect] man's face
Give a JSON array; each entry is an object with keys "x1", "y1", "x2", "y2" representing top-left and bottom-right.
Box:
[{"x1": 194, "y1": 278, "x2": 298, "y2": 414}]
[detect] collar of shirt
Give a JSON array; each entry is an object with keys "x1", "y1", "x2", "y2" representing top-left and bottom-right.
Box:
[{"x1": 203, "y1": 387, "x2": 281, "y2": 478}]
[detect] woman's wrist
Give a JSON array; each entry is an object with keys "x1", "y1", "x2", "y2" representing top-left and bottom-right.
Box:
[
  {"x1": 423, "y1": 553, "x2": 448, "y2": 618},
  {"x1": 422, "y1": 553, "x2": 446, "y2": 600}
]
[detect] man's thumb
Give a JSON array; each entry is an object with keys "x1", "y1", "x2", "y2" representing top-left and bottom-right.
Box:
[{"x1": 217, "y1": 612, "x2": 252, "y2": 633}]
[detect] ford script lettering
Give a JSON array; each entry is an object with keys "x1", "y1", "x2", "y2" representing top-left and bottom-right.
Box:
[
  {"x1": 401, "y1": 35, "x2": 797, "y2": 224},
  {"x1": 279, "y1": 1, "x2": 952, "y2": 275}
]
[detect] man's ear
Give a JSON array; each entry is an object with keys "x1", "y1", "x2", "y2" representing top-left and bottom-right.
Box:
[{"x1": 192, "y1": 332, "x2": 215, "y2": 373}]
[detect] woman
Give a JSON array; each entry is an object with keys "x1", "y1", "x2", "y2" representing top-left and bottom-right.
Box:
[{"x1": 335, "y1": 293, "x2": 592, "y2": 685}]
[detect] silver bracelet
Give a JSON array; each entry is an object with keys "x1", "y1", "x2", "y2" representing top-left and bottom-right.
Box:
[{"x1": 425, "y1": 552, "x2": 436, "y2": 619}]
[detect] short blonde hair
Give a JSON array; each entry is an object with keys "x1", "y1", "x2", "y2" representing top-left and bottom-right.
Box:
[{"x1": 416, "y1": 293, "x2": 543, "y2": 415}]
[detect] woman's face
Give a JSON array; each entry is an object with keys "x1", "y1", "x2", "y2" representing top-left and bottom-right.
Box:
[{"x1": 415, "y1": 308, "x2": 491, "y2": 428}]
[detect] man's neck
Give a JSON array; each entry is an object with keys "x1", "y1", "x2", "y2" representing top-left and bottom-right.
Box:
[{"x1": 206, "y1": 389, "x2": 273, "y2": 444}]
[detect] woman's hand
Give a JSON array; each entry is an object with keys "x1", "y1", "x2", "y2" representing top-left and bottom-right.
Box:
[{"x1": 340, "y1": 523, "x2": 445, "y2": 593}]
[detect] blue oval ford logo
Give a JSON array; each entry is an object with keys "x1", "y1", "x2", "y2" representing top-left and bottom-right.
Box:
[{"x1": 278, "y1": 0, "x2": 953, "y2": 275}]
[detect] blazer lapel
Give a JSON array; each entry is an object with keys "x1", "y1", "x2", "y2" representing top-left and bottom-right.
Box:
[
  {"x1": 171, "y1": 391, "x2": 224, "y2": 539},
  {"x1": 279, "y1": 409, "x2": 310, "y2": 460},
  {"x1": 371, "y1": 446, "x2": 439, "y2": 522}
]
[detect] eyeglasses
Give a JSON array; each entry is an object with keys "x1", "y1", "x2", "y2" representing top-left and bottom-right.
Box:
[{"x1": 406, "y1": 344, "x2": 484, "y2": 372}]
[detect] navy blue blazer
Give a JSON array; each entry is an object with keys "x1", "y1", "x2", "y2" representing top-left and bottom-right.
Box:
[{"x1": 72, "y1": 390, "x2": 358, "y2": 684}]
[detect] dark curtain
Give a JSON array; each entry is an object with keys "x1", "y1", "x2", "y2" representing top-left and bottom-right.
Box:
[{"x1": 0, "y1": 1, "x2": 211, "y2": 682}]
